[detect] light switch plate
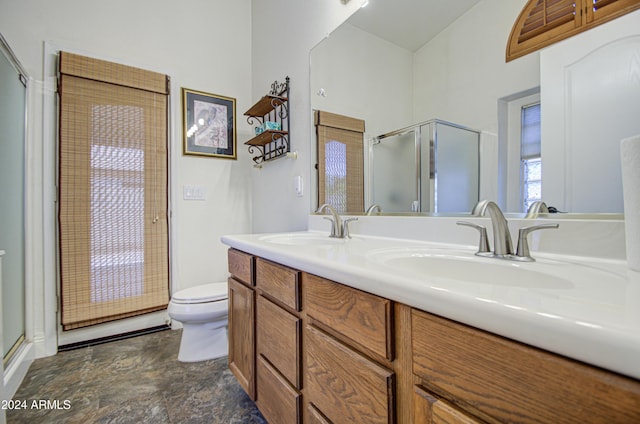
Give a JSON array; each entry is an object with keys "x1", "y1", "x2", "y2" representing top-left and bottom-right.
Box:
[
  {"x1": 294, "y1": 175, "x2": 303, "y2": 197},
  {"x1": 183, "y1": 184, "x2": 206, "y2": 200}
]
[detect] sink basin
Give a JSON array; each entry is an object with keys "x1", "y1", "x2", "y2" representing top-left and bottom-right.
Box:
[
  {"x1": 258, "y1": 233, "x2": 345, "y2": 246},
  {"x1": 367, "y1": 248, "x2": 575, "y2": 289}
]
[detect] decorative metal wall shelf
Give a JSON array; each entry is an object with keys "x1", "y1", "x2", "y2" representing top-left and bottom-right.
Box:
[{"x1": 244, "y1": 77, "x2": 290, "y2": 166}]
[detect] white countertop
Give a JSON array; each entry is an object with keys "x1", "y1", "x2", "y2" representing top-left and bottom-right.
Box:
[{"x1": 222, "y1": 228, "x2": 640, "y2": 381}]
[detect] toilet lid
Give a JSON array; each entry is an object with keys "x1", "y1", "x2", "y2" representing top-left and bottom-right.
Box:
[{"x1": 172, "y1": 282, "x2": 228, "y2": 304}]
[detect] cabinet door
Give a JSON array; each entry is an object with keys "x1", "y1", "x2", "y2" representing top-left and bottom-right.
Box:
[
  {"x1": 413, "y1": 385, "x2": 482, "y2": 424},
  {"x1": 306, "y1": 324, "x2": 395, "y2": 424},
  {"x1": 257, "y1": 295, "x2": 301, "y2": 388},
  {"x1": 257, "y1": 356, "x2": 301, "y2": 424},
  {"x1": 228, "y1": 277, "x2": 255, "y2": 400}
]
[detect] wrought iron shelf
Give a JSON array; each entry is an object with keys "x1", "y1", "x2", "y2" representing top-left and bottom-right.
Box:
[
  {"x1": 244, "y1": 77, "x2": 290, "y2": 166},
  {"x1": 245, "y1": 130, "x2": 288, "y2": 146},
  {"x1": 244, "y1": 95, "x2": 288, "y2": 119}
]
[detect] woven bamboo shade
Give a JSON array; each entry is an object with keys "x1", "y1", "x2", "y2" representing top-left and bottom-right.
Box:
[
  {"x1": 315, "y1": 110, "x2": 365, "y2": 214},
  {"x1": 58, "y1": 52, "x2": 169, "y2": 330}
]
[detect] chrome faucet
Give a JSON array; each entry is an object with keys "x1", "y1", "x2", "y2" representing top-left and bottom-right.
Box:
[
  {"x1": 365, "y1": 204, "x2": 382, "y2": 216},
  {"x1": 525, "y1": 201, "x2": 549, "y2": 219},
  {"x1": 316, "y1": 203, "x2": 357, "y2": 238},
  {"x1": 458, "y1": 200, "x2": 559, "y2": 261},
  {"x1": 471, "y1": 200, "x2": 514, "y2": 257}
]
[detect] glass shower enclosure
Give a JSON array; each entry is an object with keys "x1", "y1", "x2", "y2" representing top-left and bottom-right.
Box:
[{"x1": 369, "y1": 119, "x2": 480, "y2": 213}]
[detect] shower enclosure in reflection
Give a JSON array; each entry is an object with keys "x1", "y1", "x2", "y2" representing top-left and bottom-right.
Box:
[{"x1": 369, "y1": 119, "x2": 480, "y2": 213}]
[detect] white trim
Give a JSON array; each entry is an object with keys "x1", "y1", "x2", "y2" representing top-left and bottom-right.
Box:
[
  {"x1": 3, "y1": 342, "x2": 34, "y2": 401},
  {"x1": 57, "y1": 311, "x2": 170, "y2": 347},
  {"x1": 43, "y1": 42, "x2": 174, "y2": 348}
]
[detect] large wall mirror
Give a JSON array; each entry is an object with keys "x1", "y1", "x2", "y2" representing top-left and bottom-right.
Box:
[{"x1": 310, "y1": 0, "x2": 640, "y2": 216}]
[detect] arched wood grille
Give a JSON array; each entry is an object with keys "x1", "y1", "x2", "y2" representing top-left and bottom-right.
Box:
[{"x1": 506, "y1": 0, "x2": 640, "y2": 62}]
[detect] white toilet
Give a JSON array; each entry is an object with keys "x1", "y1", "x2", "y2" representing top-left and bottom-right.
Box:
[{"x1": 167, "y1": 282, "x2": 229, "y2": 362}]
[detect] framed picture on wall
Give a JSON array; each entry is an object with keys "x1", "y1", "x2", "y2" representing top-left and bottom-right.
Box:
[{"x1": 182, "y1": 88, "x2": 237, "y2": 159}]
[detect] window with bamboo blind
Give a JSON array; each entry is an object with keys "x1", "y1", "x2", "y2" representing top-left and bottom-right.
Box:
[
  {"x1": 58, "y1": 51, "x2": 170, "y2": 330},
  {"x1": 506, "y1": 0, "x2": 640, "y2": 62},
  {"x1": 315, "y1": 110, "x2": 365, "y2": 214}
]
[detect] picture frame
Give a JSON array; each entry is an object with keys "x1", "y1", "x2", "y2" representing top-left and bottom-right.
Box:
[{"x1": 182, "y1": 88, "x2": 237, "y2": 159}]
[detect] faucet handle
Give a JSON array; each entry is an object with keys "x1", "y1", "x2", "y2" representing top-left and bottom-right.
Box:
[
  {"x1": 342, "y1": 217, "x2": 358, "y2": 238},
  {"x1": 323, "y1": 217, "x2": 338, "y2": 237},
  {"x1": 515, "y1": 223, "x2": 559, "y2": 261},
  {"x1": 457, "y1": 221, "x2": 491, "y2": 255}
]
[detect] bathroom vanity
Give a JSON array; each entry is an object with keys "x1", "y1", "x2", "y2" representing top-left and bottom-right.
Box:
[{"x1": 223, "y1": 216, "x2": 640, "y2": 423}]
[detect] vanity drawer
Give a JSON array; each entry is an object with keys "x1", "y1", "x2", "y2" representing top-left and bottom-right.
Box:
[
  {"x1": 256, "y1": 258, "x2": 300, "y2": 311},
  {"x1": 303, "y1": 273, "x2": 394, "y2": 361},
  {"x1": 307, "y1": 404, "x2": 332, "y2": 424},
  {"x1": 228, "y1": 249, "x2": 254, "y2": 286},
  {"x1": 257, "y1": 295, "x2": 301, "y2": 389},
  {"x1": 411, "y1": 309, "x2": 640, "y2": 424},
  {"x1": 413, "y1": 385, "x2": 482, "y2": 424},
  {"x1": 256, "y1": 356, "x2": 301, "y2": 424},
  {"x1": 305, "y1": 324, "x2": 395, "y2": 424}
]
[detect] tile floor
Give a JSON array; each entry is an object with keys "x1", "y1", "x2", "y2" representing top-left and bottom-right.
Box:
[{"x1": 7, "y1": 329, "x2": 266, "y2": 424}]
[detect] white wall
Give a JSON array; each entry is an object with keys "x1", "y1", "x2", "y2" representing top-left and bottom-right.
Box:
[
  {"x1": 250, "y1": 0, "x2": 361, "y2": 233},
  {"x1": 0, "y1": 0, "x2": 254, "y2": 355},
  {"x1": 310, "y1": 23, "x2": 414, "y2": 139},
  {"x1": 253, "y1": 0, "x2": 541, "y2": 224},
  {"x1": 412, "y1": 0, "x2": 538, "y2": 133},
  {"x1": 541, "y1": 9, "x2": 640, "y2": 213}
]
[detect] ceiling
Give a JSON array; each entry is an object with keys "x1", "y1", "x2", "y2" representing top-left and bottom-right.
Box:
[{"x1": 347, "y1": 0, "x2": 482, "y2": 52}]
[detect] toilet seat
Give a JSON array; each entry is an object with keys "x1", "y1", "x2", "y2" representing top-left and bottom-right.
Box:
[{"x1": 171, "y1": 282, "x2": 228, "y2": 304}]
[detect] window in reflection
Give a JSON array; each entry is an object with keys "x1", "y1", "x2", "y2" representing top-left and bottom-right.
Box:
[{"x1": 521, "y1": 102, "x2": 542, "y2": 211}]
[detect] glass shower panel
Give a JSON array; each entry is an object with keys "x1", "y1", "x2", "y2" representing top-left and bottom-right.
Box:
[
  {"x1": 371, "y1": 130, "x2": 418, "y2": 213},
  {"x1": 0, "y1": 47, "x2": 26, "y2": 361},
  {"x1": 433, "y1": 122, "x2": 479, "y2": 213}
]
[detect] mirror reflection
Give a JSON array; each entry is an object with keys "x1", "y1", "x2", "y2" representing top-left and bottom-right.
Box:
[{"x1": 310, "y1": 0, "x2": 640, "y2": 216}]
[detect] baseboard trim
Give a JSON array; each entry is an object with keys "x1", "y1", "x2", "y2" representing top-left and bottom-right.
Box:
[{"x1": 58, "y1": 325, "x2": 170, "y2": 352}]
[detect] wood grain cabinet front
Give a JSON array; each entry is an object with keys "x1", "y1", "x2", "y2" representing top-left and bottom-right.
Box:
[
  {"x1": 256, "y1": 294, "x2": 301, "y2": 389},
  {"x1": 303, "y1": 272, "x2": 394, "y2": 362},
  {"x1": 411, "y1": 309, "x2": 640, "y2": 424},
  {"x1": 228, "y1": 248, "x2": 254, "y2": 286},
  {"x1": 305, "y1": 324, "x2": 395, "y2": 424},
  {"x1": 227, "y1": 276, "x2": 255, "y2": 400},
  {"x1": 257, "y1": 356, "x2": 301, "y2": 424},
  {"x1": 413, "y1": 385, "x2": 482, "y2": 424},
  {"x1": 256, "y1": 257, "x2": 300, "y2": 311}
]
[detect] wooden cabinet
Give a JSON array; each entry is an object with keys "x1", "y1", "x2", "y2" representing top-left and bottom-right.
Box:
[
  {"x1": 228, "y1": 276, "x2": 255, "y2": 400},
  {"x1": 256, "y1": 257, "x2": 300, "y2": 311},
  {"x1": 228, "y1": 248, "x2": 254, "y2": 286},
  {"x1": 255, "y1": 257, "x2": 302, "y2": 424},
  {"x1": 227, "y1": 249, "x2": 256, "y2": 399},
  {"x1": 257, "y1": 295, "x2": 301, "y2": 389},
  {"x1": 305, "y1": 324, "x2": 395, "y2": 424},
  {"x1": 411, "y1": 309, "x2": 640, "y2": 423},
  {"x1": 257, "y1": 356, "x2": 302, "y2": 424},
  {"x1": 227, "y1": 250, "x2": 640, "y2": 424},
  {"x1": 413, "y1": 386, "x2": 481, "y2": 424},
  {"x1": 303, "y1": 273, "x2": 396, "y2": 424},
  {"x1": 304, "y1": 273, "x2": 394, "y2": 362}
]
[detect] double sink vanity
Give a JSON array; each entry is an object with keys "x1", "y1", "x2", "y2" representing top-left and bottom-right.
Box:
[{"x1": 222, "y1": 210, "x2": 640, "y2": 423}]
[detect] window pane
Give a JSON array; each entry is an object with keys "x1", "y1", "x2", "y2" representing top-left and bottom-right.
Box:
[{"x1": 521, "y1": 103, "x2": 541, "y2": 159}]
